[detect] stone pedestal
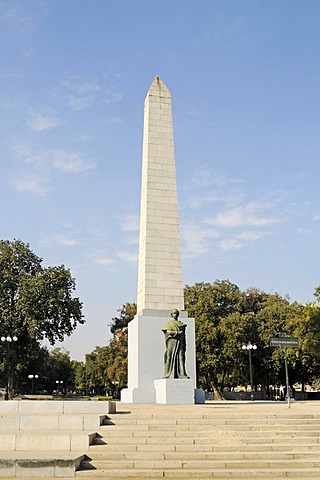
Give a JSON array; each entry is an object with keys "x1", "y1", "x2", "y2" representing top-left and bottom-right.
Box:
[
  {"x1": 120, "y1": 312, "x2": 198, "y2": 404},
  {"x1": 154, "y1": 378, "x2": 195, "y2": 404}
]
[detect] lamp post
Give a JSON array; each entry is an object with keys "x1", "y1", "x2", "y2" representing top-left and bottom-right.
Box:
[
  {"x1": 1, "y1": 335, "x2": 18, "y2": 400},
  {"x1": 55, "y1": 380, "x2": 63, "y2": 394},
  {"x1": 28, "y1": 374, "x2": 39, "y2": 394},
  {"x1": 242, "y1": 343, "x2": 257, "y2": 401}
]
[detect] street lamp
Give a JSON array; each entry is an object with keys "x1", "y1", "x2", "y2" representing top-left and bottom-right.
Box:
[
  {"x1": 1, "y1": 335, "x2": 18, "y2": 400},
  {"x1": 242, "y1": 343, "x2": 257, "y2": 401},
  {"x1": 28, "y1": 374, "x2": 39, "y2": 394},
  {"x1": 55, "y1": 380, "x2": 63, "y2": 394}
]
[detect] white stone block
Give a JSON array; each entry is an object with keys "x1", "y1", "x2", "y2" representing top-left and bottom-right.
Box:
[
  {"x1": 83, "y1": 415, "x2": 103, "y2": 430},
  {"x1": 19, "y1": 415, "x2": 58, "y2": 430},
  {"x1": 70, "y1": 432, "x2": 94, "y2": 451},
  {"x1": 0, "y1": 402, "x2": 18, "y2": 414},
  {"x1": 18, "y1": 401, "x2": 63, "y2": 414},
  {"x1": 154, "y1": 378, "x2": 195, "y2": 404},
  {"x1": 63, "y1": 400, "x2": 112, "y2": 414},
  {"x1": 0, "y1": 433, "x2": 16, "y2": 450},
  {"x1": 58, "y1": 415, "x2": 83, "y2": 430},
  {"x1": 121, "y1": 314, "x2": 196, "y2": 404},
  {"x1": 0, "y1": 414, "x2": 19, "y2": 429},
  {"x1": 15, "y1": 433, "x2": 71, "y2": 451}
]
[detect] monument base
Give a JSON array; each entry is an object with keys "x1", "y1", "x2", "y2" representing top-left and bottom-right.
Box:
[
  {"x1": 154, "y1": 378, "x2": 194, "y2": 404},
  {"x1": 120, "y1": 313, "x2": 198, "y2": 404}
]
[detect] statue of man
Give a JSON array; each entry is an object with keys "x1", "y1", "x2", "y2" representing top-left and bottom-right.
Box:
[{"x1": 161, "y1": 309, "x2": 189, "y2": 379}]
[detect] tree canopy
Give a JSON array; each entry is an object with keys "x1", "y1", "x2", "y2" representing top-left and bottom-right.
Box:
[
  {"x1": 185, "y1": 280, "x2": 320, "y2": 396},
  {"x1": 0, "y1": 239, "x2": 84, "y2": 398}
]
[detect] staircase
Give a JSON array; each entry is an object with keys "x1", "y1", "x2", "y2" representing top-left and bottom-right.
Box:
[
  {"x1": 0, "y1": 399, "x2": 115, "y2": 478},
  {"x1": 77, "y1": 402, "x2": 320, "y2": 479}
]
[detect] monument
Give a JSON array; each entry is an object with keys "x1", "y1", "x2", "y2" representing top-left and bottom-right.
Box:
[{"x1": 121, "y1": 76, "x2": 204, "y2": 404}]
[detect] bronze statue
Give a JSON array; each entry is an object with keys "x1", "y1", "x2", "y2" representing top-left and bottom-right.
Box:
[{"x1": 161, "y1": 309, "x2": 189, "y2": 379}]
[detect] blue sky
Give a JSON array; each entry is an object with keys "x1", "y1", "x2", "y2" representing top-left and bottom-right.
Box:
[{"x1": 1, "y1": 1, "x2": 319, "y2": 360}]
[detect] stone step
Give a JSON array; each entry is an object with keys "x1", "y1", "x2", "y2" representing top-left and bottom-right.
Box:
[
  {"x1": 106, "y1": 416, "x2": 320, "y2": 425},
  {"x1": 0, "y1": 414, "x2": 107, "y2": 431},
  {"x1": 88, "y1": 442, "x2": 320, "y2": 453},
  {"x1": 77, "y1": 404, "x2": 320, "y2": 478},
  {"x1": 108, "y1": 412, "x2": 320, "y2": 419},
  {"x1": 92, "y1": 433, "x2": 320, "y2": 445},
  {"x1": 86, "y1": 450, "x2": 320, "y2": 461},
  {"x1": 76, "y1": 467, "x2": 320, "y2": 478},
  {"x1": 96, "y1": 430, "x2": 319, "y2": 442},
  {"x1": 0, "y1": 400, "x2": 116, "y2": 415},
  {"x1": 81, "y1": 458, "x2": 320, "y2": 469},
  {"x1": 0, "y1": 431, "x2": 96, "y2": 451},
  {"x1": 0, "y1": 452, "x2": 84, "y2": 478},
  {"x1": 101, "y1": 423, "x2": 320, "y2": 433},
  {"x1": 243, "y1": 435, "x2": 320, "y2": 444}
]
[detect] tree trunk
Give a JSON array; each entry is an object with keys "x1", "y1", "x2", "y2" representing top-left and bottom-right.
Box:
[{"x1": 211, "y1": 383, "x2": 225, "y2": 401}]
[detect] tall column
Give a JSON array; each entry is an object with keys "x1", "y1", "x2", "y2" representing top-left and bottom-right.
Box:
[
  {"x1": 121, "y1": 77, "x2": 203, "y2": 404},
  {"x1": 137, "y1": 76, "x2": 184, "y2": 314}
]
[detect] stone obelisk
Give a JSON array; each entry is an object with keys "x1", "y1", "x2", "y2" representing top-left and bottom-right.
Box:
[
  {"x1": 121, "y1": 77, "x2": 203, "y2": 404},
  {"x1": 137, "y1": 75, "x2": 184, "y2": 314}
]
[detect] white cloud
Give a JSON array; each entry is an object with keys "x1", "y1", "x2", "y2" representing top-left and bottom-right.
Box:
[
  {"x1": 10, "y1": 172, "x2": 50, "y2": 196},
  {"x1": 103, "y1": 87, "x2": 123, "y2": 104},
  {"x1": 0, "y1": 2, "x2": 33, "y2": 31},
  {"x1": 27, "y1": 108, "x2": 62, "y2": 132},
  {"x1": 67, "y1": 95, "x2": 96, "y2": 111},
  {"x1": 120, "y1": 213, "x2": 139, "y2": 232},
  {"x1": 52, "y1": 150, "x2": 95, "y2": 173},
  {"x1": 182, "y1": 219, "x2": 273, "y2": 256},
  {"x1": 39, "y1": 233, "x2": 78, "y2": 247},
  {"x1": 218, "y1": 230, "x2": 271, "y2": 251},
  {"x1": 0, "y1": 1, "x2": 50, "y2": 34},
  {"x1": 87, "y1": 252, "x2": 115, "y2": 267},
  {"x1": 188, "y1": 192, "x2": 220, "y2": 209},
  {"x1": 234, "y1": 230, "x2": 271, "y2": 241},
  {"x1": 12, "y1": 144, "x2": 96, "y2": 173},
  {"x1": 182, "y1": 223, "x2": 220, "y2": 258},
  {"x1": 205, "y1": 202, "x2": 279, "y2": 228},
  {"x1": 190, "y1": 166, "x2": 242, "y2": 189},
  {"x1": 312, "y1": 214, "x2": 320, "y2": 221},
  {"x1": 219, "y1": 238, "x2": 243, "y2": 251},
  {"x1": 60, "y1": 76, "x2": 123, "y2": 111},
  {"x1": 60, "y1": 77, "x2": 101, "y2": 111},
  {"x1": 52, "y1": 234, "x2": 78, "y2": 247},
  {"x1": 117, "y1": 251, "x2": 138, "y2": 264}
]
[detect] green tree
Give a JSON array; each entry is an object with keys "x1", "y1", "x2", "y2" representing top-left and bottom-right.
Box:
[
  {"x1": 285, "y1": 302, "x2": 320, "y2": 396},
  {"x1": 184, "y1": 280, "x2": 243, "y2": 393},
  {"x1": 71, "y1": 360, "x2": 86, "y2": 394},
  {"x1": 105, "y1": 330, "x2": 128, "y2": 396},
  {"x1": 84, "y1": 346, "x2": 110, "y2": 395},
  {"x1": 220, "y1": 311, "x2": 260, "y2": 389},
  {"x1": 0, "y1": 239, "x2": 84, "y2": 398},
  {"x1": 109, "y1": 302, "x2": 136, "y2": 334},
  {"x1": 45, "y1": 348, "x2": 73, "y2": 394}
]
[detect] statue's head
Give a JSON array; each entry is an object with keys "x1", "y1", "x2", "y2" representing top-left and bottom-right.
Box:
[{"x1": 171, "y1": 309, "x2": 179, "y2": 319}]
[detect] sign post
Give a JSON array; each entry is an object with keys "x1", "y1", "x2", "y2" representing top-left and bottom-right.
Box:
[{"x1": 270, "y1": 337, "x2": 300, "y2": 408}]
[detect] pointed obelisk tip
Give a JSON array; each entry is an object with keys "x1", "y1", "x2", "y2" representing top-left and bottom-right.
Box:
[
  {"x1": 149, "y1": 74, "x2": 169, "y2": 93},
  {"x1": 153, "y1": 74, "x2": 162, "y2": 86}
]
